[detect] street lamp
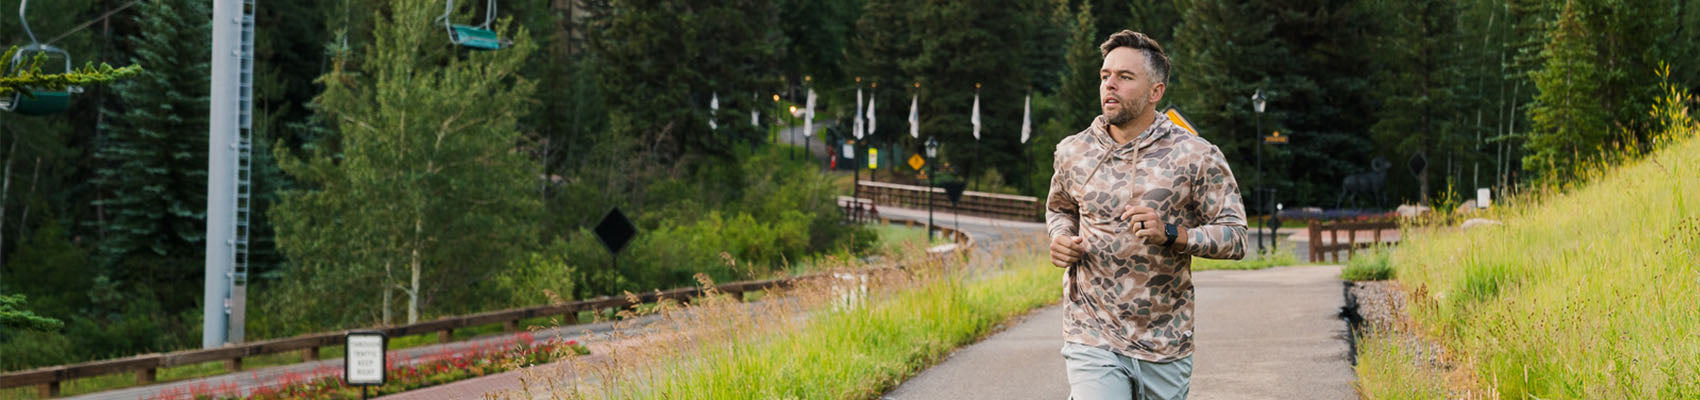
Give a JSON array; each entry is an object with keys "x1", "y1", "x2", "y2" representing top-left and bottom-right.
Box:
[
  {"x1": 925, "y1": 136, "x2": 940, "y2": 238},
  {"x1": 789, "y1": 105, "x2": 800, "y2": 161},
  {"x1": 1251, "y1": 89, "x2": 1266, "y2": 256}
]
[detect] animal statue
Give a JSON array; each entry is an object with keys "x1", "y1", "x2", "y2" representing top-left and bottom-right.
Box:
[{"x1": 1335, "y1": 158, "x2": 1391, "y2": 209}]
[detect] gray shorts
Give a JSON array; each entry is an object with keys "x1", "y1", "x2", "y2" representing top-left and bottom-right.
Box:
[{"x1": 1061, "y1": 342, "x2": 1193, "y2": 400}]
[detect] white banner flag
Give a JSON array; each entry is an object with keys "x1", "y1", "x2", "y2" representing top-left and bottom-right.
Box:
[
  {"x1": 971, "y1": 92, "x2": 981, "y2": 140},
  {"x1": 908, "y1": 93, "x2": 919, "y2": 139},
  {"x1": 803, "y1": 89, "x2": 816, "y2": 137},
  {"x1": 1020, "y1": 94, "x2": 1031, "y2": 143},
  {"x1": 709, "y1": 92, "x2": 720, "y2": 130},
  {"x1": 854, "y1": 88, "x2": 865, "y2": 139},
  {"x1": 865, "y1": 94, "x2": 876, "y2": 137}
]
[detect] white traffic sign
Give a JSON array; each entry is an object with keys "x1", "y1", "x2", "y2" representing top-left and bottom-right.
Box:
[{"x1": 345, "y1": 331, "x2": 387, "y2": 386}]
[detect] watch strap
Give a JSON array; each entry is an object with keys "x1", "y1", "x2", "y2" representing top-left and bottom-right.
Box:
[{"x1": 1161, "y1": 223, "x2": 1178, "y2": 247}]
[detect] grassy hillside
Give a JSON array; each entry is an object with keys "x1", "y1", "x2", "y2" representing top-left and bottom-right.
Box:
[{"x1": 1362, "y1": 116, "x2": 1698, "y2": 397}]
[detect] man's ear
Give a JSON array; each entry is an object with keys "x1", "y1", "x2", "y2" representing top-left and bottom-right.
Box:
[{"x1": 1148, "y1": 81, "x2": 1167, "y2": 104}]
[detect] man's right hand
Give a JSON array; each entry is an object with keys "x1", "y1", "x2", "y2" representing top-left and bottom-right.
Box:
[{"x1": 1049, "y1": 235, "x2": 1086, "y2": 268}]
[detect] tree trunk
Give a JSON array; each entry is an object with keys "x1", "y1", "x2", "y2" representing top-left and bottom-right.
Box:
[
  {"x1": 1, "y1": 139, "x2": 15, "y2": 273},
  {"x1": 20, "y1": 157, "x2": 38, "y2": 244},
  {"x1": 383, "y1": 261, "x2": 393, "y2": 325},
  {"x1": 408, "y1": 213, "x2": 423, "y2": 324}
]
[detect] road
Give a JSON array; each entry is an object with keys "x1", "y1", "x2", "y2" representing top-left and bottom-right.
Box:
[{"x1": 882, "y1": 265, "x2": 1356, "y2": 399}]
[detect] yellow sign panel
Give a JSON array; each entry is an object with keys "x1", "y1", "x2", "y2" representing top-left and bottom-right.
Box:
[
  {"x1": 1164, "y1": 107, "x2": 1199, "y2": 136},
  {"x1": 908, "y1": 154, "x2": 925, "y2": 170},
  {"x1": 868, "y1": 148, "x2": 879, "y2": 169},
  {"x1": 1263, "y1": 131, "x2": 1288, "y2": 144}
]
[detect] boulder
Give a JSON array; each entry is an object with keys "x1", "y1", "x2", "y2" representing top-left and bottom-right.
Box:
[
  {"x1": 1461, "y1": 218, "x2": 1502, "y2": 230},
  {"x1": 1396, "y1": 204, "x2": 1431, "y2": 218}
]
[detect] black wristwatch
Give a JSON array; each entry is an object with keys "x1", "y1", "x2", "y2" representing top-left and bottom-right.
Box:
[{"x1": 1161, "y1": 223, "x2": 1178, "y2": 247}]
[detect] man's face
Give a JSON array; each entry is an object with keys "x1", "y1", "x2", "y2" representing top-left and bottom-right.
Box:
[{"x1": 1099, "y1": 47, "x2": 1164, "y2": 127}]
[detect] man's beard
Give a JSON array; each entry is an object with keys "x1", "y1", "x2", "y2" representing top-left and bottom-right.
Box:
[{"x1": 1104, "y1": 102, "x2": 1136, "y2": 126}]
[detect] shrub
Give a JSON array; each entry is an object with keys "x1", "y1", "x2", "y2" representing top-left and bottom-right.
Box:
[{"x1": 1341, "y1": 247, "x2": 1393, "y2": 281}]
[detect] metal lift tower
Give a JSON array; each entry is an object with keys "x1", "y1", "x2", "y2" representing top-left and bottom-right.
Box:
[{"x1": 204, "y1": 0, "x2": 256, "y2": 348}]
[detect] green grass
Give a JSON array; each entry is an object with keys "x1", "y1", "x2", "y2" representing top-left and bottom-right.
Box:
[
  {"x1": 1341, "y1": 246, "x2": 1394, "y2": 281},
  {"x1": 571, "y1": 247, "x2": 1060, "y2": 399},
  {"x1": 1353, "y1": 334, "x2": 1448, "y2": 399},
  {"x1": 1191, "y1": 251, "x2": 1300, "y2": 271},
  {"x1": 1358, "y1": 130, "x2": 1700, "y2": 397},
  {"x1": 870, "y1": 223, "x2": 952, "y2": 254}
]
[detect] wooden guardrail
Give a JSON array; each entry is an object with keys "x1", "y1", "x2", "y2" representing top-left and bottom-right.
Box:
[
  {"x1": 1306, "y1": 219, "x2": 1400, "y2": 263},
  {"x1": 856, "y1": 180, "x2": 1040, "y2": 222},
  {"x1": 839, "y1": 197, "x2": 881, "y2": 224},
  {"x1": 5, "y1": 220, "x2": 974, "y2": 398}
]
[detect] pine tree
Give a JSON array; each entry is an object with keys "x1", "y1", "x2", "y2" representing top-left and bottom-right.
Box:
[
  {"x1": 1527, "y1": 0, "x2": 1608, "y2": 178},
  {"x1": 1369, "y1": 0, "x2": 1467, "y2": 204},
  {"x1": 274, "y1": 0, "x2": 541, "y2": 327},
  {"x1": 1171, "y1": 0, "x2": 1379, "y2": 207},
  {"x1": 849, "y1": 0, "x2": 917, "y2": 172},
  {"x1": 899, "y1": 0, "x2": 1054, "y2": 187},
  {"x1": 1056, "y1": 1, "x2": 1100, "y2": 132},
  {"x1": 588, "y1": 0, "x2": 782, "y2": 163},
  {"x1": 89, "y1": 0, "x2": 210, "y2": 313}
]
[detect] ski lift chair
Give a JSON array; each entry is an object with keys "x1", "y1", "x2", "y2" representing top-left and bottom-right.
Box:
[
  {"x1": 438, "y1": 0, "x2": 510, "y2": 50},
  {"x1": 2, "y1": 0, "x2": 79, "y2": 115}
]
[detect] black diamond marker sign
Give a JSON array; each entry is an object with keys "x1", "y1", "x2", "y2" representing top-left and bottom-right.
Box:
[
  {"x1": 594, "y1": 208, "x2": 638, "y2": 255},
  {"x1": 941, "y1": 182, "x2": 967, "y2": 206}
]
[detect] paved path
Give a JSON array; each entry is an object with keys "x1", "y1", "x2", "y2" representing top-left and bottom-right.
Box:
[
  {"x1": 367, "y1": 204, "x2": 1041, "y2": 399},
  {"x1": 884, "y1": 265, "x2": 1355, "y2": 400}
]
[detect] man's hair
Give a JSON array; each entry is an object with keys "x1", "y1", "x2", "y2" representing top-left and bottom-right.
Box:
[{"x1": 1099, "y1": 30, "x2": 1169, "y2": 84}]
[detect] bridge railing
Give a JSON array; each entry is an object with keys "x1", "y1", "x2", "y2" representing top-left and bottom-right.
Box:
[
  {"x1": 1306, "y1": 219, "x2": 1400, "y2": 263},
  {"x1": 856, "y1": 180, "x2": 1041, "y2": 222},
  {"x1": 5, "y1": 221, "x2": 974, "y2": 398}
]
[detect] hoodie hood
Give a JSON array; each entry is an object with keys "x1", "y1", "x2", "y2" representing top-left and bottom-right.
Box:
[{"x1": 1087, "y1": 112, "x2": 1177, "y2": 159}]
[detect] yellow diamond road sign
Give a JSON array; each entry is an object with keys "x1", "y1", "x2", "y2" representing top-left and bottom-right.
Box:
[
  {"x1": 908, "y1": 154, "x2": 925, "y2": 170},
  {"x1": 1163, "y1": 107, "x2": 1199, "y2": 136}
]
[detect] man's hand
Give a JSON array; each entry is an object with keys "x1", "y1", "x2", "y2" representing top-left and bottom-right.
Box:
[
  {"x1": 1049, "y1": 235, "x2": 1086, "y2": 268},
  {"x1": 1120, "y1": 205, "x2": 1181, "y2": 246}
]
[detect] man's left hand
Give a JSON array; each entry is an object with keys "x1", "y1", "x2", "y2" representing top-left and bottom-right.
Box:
[{"x1": 1119, "y1": 205, "x2": 1179, "y2": 246}]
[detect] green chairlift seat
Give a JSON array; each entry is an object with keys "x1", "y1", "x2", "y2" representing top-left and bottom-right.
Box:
[
  {"x1": 449, "y1": 24, "x2": 504, "y2": 50},
  {"x1": 4, "y1": 0, "x2": 76, "y2": 115},
  {"x1": 439, "y1": 0, "x2": 508, "y2": 50},
  {"x1": 7, "y1": 90, "x2": 70, "y2": 115}
]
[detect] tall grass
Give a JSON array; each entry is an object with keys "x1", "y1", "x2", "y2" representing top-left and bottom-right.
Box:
[
  {"x1": 1341, "y1": 246, "x2": 1393, "y2": 281},
  {"x1": 1364, "y1": 83, "x2": 1699, "y2": 398},
  {"x1": 1353, "y1": 334, "x2": 1448, "y2": 399},
  {"x1": 504, "y1": 235, "x2": 1061, "y2": 399}
]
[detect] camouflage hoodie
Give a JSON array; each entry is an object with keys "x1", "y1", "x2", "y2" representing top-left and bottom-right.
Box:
[{"x1": 1046, "y1": 113, "x2": 1247, "y2": 362}]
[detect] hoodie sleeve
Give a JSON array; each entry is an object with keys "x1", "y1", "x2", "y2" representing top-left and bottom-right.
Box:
[
  {"x1": 1182, "y1": 144, "x2": 1247, "y2": 260},
  {"x1": 1046, "y1": 143, "x2": 1080, "y2": 239}
]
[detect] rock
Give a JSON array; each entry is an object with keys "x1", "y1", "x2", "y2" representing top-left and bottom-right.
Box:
[
  {"x1": 1461, "y1": 218, "x2": 1502, "y2": 230},
  {"x1": 1396, "y1": 204, "x2": 1431, "y2": 218},
  {"x1": 1454, "y1": 199, "x2": 1479, "y2": 214}
]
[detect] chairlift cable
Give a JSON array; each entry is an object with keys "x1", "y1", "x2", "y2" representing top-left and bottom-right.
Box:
[{"x1": 40, "y1": 0, "x2": 146, "y2": 46}]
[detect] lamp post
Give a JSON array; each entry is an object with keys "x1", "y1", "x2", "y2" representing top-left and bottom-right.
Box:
[
  {"x1": 804, "y1": 75, "x2": 813, "y2": 165},
  {"x1": 1252, "y1": 89, "x2": 1266, "y2": 256},
  {"x1": 925, "y1": 136, "x2": 940, "y2": 238}
]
